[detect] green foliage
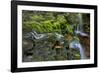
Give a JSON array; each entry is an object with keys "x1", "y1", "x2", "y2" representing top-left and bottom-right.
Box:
[
  {"x1": 57, "y1": 15, "x2": 66, "y2": 24},
  {"x1": 66, "y1": 24, "x2": 73, "y2": 34},
  {"x1": 22, "y1": 10, "x2": 90, "y2": 62},
  {"x1": 22, "y1": 10, "x2": 80, "y2": 34}
]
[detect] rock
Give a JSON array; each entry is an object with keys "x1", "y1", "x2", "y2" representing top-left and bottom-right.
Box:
[
  {"x1": 78, "y1": 35, "x2": 90, "y2": 58},
  {"x1": 22, "y1": 39, "x2": 34, "y2": 50}
]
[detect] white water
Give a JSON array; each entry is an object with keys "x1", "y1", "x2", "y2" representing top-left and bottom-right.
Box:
[
  {"x1": 54, "y1": 32, "x2": 64, "y2": 40},
  {"x1": 30, "y1": 31, "x2": 46, "y2": 40},
  {"x1": 30, "y1": 30, "x2": 64, "y2": 40},
  {"x1": 70, "y1": 41, "x2": 86, "y2": 59},
  {"x1": 77, "y1": 13, "x2": 83, "y2": 32},
  {"x1": 75, "y1": 30, "x2": 89, "y2": 37}
]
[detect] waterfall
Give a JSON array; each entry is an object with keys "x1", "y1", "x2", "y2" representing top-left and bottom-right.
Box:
[
  {"x1": 76, "y1": 43, "x2": 86, "y2": 59},
  {"x1": 69, "y1": 41, "x2": 86, "y2": 59},
  {"x1": 70, "y1": 13, "x2": 89, "y2": 59},
  {"x1": 77, "y1": 13, "x2": 83, "y2": 32},
  {"x1": 71, "y1": 14, "x2": 87, "y2": 59},
  {"x1": 75, "y1": 13, "x2": 89, "y2": 37}
]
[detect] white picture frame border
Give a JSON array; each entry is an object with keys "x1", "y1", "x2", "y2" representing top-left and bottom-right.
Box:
[{"x1": 17, "y1": 5, "x2": 95, "y2": 68}]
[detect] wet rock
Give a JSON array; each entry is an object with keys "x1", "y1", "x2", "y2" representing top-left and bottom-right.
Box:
[{"x1": 78, "y1": 35, "x2": 90, "y2": 58}]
